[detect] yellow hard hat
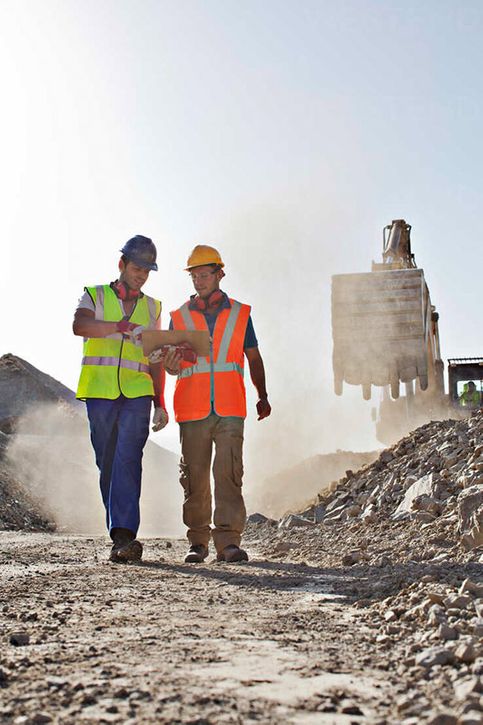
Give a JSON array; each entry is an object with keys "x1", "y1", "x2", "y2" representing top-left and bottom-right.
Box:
[{"x1": 185, "y1": 244, "x2": 224, "y2": 270}]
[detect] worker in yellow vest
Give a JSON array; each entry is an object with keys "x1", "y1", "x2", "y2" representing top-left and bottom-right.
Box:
[
  {"x1": 459, "y1": 381, "x2": 481, "y2": 409},
  {"x1": 164, "y1": 245, "x2": 271, "y2": 564},
  {"x1": 73, "y1": 235, "x2": 168, "y2": 563}
]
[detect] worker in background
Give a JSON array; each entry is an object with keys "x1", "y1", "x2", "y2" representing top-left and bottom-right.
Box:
[
  {"x1": 164, "y1": 245, "x2": 271, "y2": 564},
  {"x1": 73, "y1": 235, "x2": 168, "y2": 563},
  {"x1": 459, "y1": 381, "x2": 481, "y2": 409}
]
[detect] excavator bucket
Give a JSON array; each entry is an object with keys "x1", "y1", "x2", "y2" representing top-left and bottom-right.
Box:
[{"x1": 331, "y1": 268, "x2": 433, "y2": 400}]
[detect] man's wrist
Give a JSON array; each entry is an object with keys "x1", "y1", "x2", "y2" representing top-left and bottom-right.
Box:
[
  {"x1": 153, "y1": 395, "x2": 165, "y2": 408},
  {"x1": 258, "y1": 393, "x2": 268, "y2": 400}
]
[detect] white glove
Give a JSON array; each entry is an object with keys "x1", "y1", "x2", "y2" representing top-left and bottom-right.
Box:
[
  {"x1": 148, "y1": 348, "x2": 166, "y2": 364},
  {"x1": 152, "y1": 407, "x2": 169, "y2": 432},
  {"x1": 129, "y1": 325, "x2": 145, "y2": 343}
]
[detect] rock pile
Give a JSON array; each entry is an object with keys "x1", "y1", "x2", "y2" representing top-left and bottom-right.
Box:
[
  {"x1": 0, "y1": 353, "x2": 79, "y2": 434},
  {"x1": 284, "y1": 410, "x2": 483, "y2": 553},
  {"x1": 246, "y1": 411, "x2": 483, "y2": 723},
  {"x1": 250, "y1": 449, "x2": 379, "y2": 520},
  {"x1": 0, "y1": 442, "x2": 54, "y2": 532},
  {"x1": 0, "y1": 354, "x2": 79, "y2": 532},
  {"x1": 347, "y1": 569, "x2": 483, "y2": 724}
]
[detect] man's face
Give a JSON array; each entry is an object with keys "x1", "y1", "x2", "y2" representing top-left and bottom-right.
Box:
[
  {"x1": 119, "y1": 259, "x2": 150, "y2": 290},
  {"x1": 189, "y1": 265, "x2": 221, "y2": 299}
]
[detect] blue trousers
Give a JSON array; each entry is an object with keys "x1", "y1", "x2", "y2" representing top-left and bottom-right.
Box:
[{"x1": 86, "y1": 396, "x2": 151, "y2": 537}]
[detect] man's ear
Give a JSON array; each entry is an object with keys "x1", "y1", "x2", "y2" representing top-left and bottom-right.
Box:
[
  {"x1": 217, "y1": 268, "x2": 226, "y2": 281},
  {"x1": 119, "y1": 258, "x2": 126, "y2": 274}
]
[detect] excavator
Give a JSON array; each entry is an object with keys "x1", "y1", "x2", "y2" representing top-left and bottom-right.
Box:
[{"x1": 331, "y1": 219, "x2": 483, "y2": 444}]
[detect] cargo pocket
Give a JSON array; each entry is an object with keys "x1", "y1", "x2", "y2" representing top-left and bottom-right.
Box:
[
  {"x1": 231, "y1": 447, "x2": 244, "y2": 488},
  {"x1": 179, "y1": 461, "x2": 191, "y2": 499}
]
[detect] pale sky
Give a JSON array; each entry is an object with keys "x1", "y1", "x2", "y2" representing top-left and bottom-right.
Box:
[{"x1": 1, "y1": 1, "x2": 482, "y2": 475}]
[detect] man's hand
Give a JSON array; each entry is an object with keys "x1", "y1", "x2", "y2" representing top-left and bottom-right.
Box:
[
  {"x1": 116, "y1": 320, "x2": 145, "y2": 342},
  {"x1": 163, "y1": 347, "x2": 182, "y2": 375},
  {"x1": 149, "y1": 344, "x2": 197, "y2": 365},
  {"x1": 116, "y1": 320, "x2": 138, "y2": 334},
  {"x1": 152, "y1": 407, "x2": 169, "y2": 432},
  {"x1": 256, "y1": 397, "x2": 271, "y2": 421}
]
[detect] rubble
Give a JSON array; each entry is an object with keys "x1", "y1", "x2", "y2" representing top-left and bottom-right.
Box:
[
  {"x1": 250, "y1": 449, "x2": 379, "y2": 519},
  {"x1": 252, "y1": 410, "x2": 483, "y2": 557},
  {"x1": 246, "y1": 411, "x2": 483, "y2": 721},
  {"x1": 0, "y1": 354, "x2": 83, "y2": 532}
]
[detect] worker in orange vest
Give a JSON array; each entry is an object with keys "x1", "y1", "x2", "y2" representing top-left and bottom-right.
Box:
[{"x1": 164, "y1": 245, "x2": 271, "y2": 563}]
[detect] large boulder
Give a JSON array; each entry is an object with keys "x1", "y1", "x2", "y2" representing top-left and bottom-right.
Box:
[
  {"x1": 392, "y1": 473, "x2": 440, "y2": 519},
  {"x1": 458, "y1": 486, "x2": 483, "y2": 550}
]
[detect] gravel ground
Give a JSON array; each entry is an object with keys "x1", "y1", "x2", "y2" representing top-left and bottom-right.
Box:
[{"x1": 0, "y1": 532, "x2": 481, "y2": 724}]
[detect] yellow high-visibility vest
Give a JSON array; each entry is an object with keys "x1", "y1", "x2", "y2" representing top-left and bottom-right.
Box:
[
  {"x1": 459, "y1": 386, "x2": 480, "y2": 407},
  {"x1": 76, "y1": 285, "x2": 161, "y2": 400}
]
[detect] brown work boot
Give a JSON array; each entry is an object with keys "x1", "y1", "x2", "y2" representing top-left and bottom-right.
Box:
[
  {"x1": 184, "y1": 544, "x2": 209, "y2": 563},
  {"x1": 110, "y1": 528, "x2": 143, "y2": 563},
  {"x1": 217, "y1": 545, "x2": 249, "y2": 563}
]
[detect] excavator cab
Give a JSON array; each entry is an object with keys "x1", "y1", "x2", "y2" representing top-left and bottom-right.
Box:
[{"x1": 448, "y1": 358, "x2": 483, "y2": 412}]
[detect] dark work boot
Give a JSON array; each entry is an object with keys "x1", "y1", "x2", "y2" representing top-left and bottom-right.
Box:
[
  {"x1": 110, "y1": 528, "x2": 143, "y2": 563},
  {"x1": 184, "y1": 544, "x2": 209, "y2": 563},
  {"x1": 217, "y1": 545, "x2": 249, "y2": 563}
]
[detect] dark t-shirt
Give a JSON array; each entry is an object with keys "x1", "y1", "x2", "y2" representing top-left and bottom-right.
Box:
[{"x1": 169, "y1": 293, "x2": 258, "y2": 349}]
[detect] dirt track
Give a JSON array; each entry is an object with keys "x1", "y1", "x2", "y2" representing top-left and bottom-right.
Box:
[
  {"x1": 0, "y1": 532, "x2": 479, "y2": 724},
  {"x1": 0, "y1": 532, "x2": 394, "y2": 724}
]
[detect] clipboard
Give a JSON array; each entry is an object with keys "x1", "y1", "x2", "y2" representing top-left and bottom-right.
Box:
[{"x1": 142, "y1": 329, "x2": 211, "y2": 358}]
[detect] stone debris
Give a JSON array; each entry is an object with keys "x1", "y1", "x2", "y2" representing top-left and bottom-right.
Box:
[
  {"x1": 9, "y1": 632, "x2": 30, "y2": 647},
  {"x1": 251, "y1": 449, "x2": 379, "y2": 519},
  {"x1": 279, "y1": 514, "x2": 315, "y2": 530},
  {"x1": 245, "y1": 410, "x2": 483, "y2": 722},
  {"x1": 246, "y1": 512, "x2": 275, "y2": 526},
  {"x1": 0, "y1": 354, "x2": 78, "y2": 532},
  {"x1": 249, "y1": 410, "x2": 483, "y2": 555},
  {"x1": 458, "y1": 487, "x2": 483, "y2": 550}
]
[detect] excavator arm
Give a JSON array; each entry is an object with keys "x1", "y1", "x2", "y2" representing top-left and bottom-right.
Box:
[{"x1": 331, "y1": 220, "x2": 444, "y2": 402}]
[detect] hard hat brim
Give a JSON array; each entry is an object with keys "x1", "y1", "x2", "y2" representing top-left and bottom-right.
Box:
[
  {"x1": 120, "y1": 251, "x2": 158, "y2": 271},
  {"x1": 184, "y1": 262, "x2": 225, "y2": 271}
]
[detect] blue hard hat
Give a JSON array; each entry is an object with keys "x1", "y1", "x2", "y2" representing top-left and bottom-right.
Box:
[{"x1": 120, "y1": 235, "x2": 158, "y2": 271}]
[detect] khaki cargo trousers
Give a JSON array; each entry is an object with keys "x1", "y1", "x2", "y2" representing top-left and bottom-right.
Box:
[{"x1": 179, "y1": 414, "x2": 246, "y2": 553}]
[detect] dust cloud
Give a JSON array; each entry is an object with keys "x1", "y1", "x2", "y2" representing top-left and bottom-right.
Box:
[
  {"x1": 6, "y1": 403, "x2": 185, "y2": 539},
  {"x1": 218, "y1": 204, "x2": 382, "y2": 510},
  {"x1": 247, "y1": 449, "x2": 379, "y2": 520}
]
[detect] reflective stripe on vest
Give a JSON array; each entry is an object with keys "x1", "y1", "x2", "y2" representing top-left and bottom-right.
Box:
[
  {"x1": 81, "y1": 356, "x2": 151, "y2": 374},
  {"x1": 177, "y1": 301, "x2": 245, "y2": 379},
  {"x1": 170, "y1": 298, "x2": 250, "y2": 421},
  {"x1": 76, "y1": 284, "x2": 161, "y2": 400}
]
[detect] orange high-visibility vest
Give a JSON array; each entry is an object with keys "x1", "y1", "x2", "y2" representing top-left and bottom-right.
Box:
[{"x1": 170, "y1": 298, "x2": 251, "y2": 422}]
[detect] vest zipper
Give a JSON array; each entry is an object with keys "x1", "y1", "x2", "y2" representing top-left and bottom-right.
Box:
[{"x1": 117, "y1": 298, "x2": 139, "y2": 397}]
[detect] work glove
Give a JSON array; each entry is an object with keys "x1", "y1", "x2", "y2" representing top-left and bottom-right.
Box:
[
  {"x1": 256, "y1": 397, "x2": 271, "y2": 421},
  {"x1": 116, "y1": 320, "x2": 145, "y2": 342},
  {"x1": 149, "y1": 344, "x2": 197, "y2": 365},
  {"x1": 152, "y1": 407, "x2": 169, "y2": 432},
  {"x1": 116, "y1": 320, "x2": 138, "y2": 334}
]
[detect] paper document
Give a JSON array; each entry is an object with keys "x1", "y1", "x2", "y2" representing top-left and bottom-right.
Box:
[{"x1": 142, "y1": 329, "x2": 210, "y2": 358}]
